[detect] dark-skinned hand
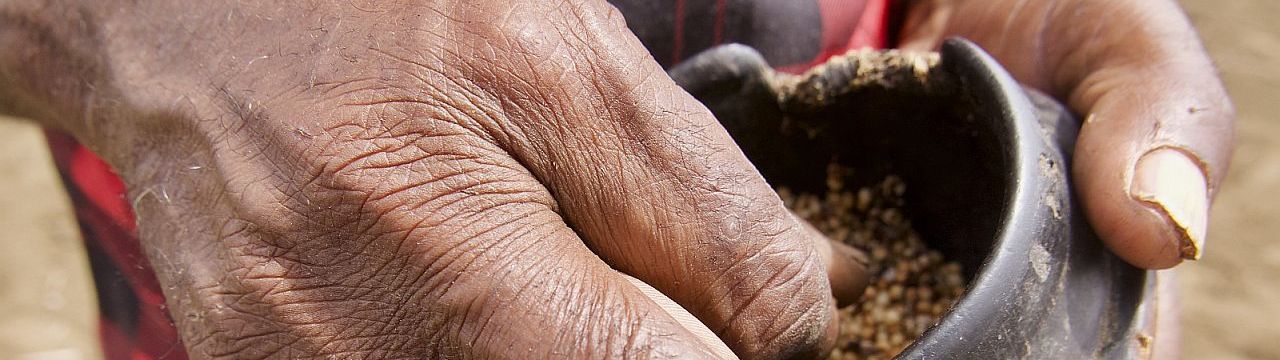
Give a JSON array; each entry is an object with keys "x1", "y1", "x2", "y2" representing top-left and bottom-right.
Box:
[
  {"x1": 900, "y1": 0, "x2": 1234, "y2": 269},
  {"x1": 1, "y1": 0, "x2": 873, "y2": 358},
  {"x1": 0, "y1": 0, "x2": 1232, "y2": 358}
]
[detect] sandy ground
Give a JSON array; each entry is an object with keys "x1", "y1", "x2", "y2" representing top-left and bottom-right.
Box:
[
  {"x1": 0, "y1": 121, "x2": 100, "y2": 359},
  {"x1": 1173, "y1": 1, "x2": 1280, "y2": 359},
  {"x1": 0, "y1": 0, "x2": 1275, "y2": 358}
]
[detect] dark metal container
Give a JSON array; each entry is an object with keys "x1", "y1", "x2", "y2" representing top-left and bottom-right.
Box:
[{"x1": 670, "y1": 39, "x2": 1161, "y2": 359}]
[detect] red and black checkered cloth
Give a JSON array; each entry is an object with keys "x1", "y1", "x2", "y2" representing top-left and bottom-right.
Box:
[{"x1": 45, "y1": 1, "x2": 895, "y2": 357}]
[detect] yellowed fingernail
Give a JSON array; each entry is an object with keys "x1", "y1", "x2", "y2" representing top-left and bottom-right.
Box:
[{"x1": 1132, "y1": 148, "x2": 1209, "y2": 260}]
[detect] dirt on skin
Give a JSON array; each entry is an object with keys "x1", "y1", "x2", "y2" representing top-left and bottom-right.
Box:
[{"x1": 0, "y1": 0, "x2": 1276, "y2": 358}]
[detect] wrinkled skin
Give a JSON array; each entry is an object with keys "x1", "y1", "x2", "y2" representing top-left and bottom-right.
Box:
[
  {"x1": 0, "y1": 0, "x2": 1231, "y2": 358},
  {"x1": 1, "y1": 1, "x2": 857, "y2": 358}
]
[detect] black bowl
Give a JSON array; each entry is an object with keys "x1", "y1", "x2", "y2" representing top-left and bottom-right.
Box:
[{"x1": 669, "y1": 39, "x2": 1159, "y2": 359}]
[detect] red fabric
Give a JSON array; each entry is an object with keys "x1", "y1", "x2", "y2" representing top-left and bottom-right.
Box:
[
  {"x1": 51, "y1": 3, "x2": 894, "y2": 357},
  {"x1": 45, "y1": 132, "x2": 187, "y2": 360},
  {"x1": 672, "y1": 0, "x2": 688, "y2": 63},
  {"x1": 849, "y1": 0, "x2": 890, "y2": 51},
  {"x1": 779, "y1": 0, "x2": 891, "y2": 73}
]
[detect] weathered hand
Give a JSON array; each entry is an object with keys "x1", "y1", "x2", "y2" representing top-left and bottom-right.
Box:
[
  {"x1": 0, "y1": 0, "x2": 868, "y2": 358},
  {"x1": 899, "y1": 0, "x2": 1234, "y2": 269}
]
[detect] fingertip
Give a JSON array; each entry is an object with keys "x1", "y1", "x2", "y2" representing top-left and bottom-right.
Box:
[
  {"x1": 1076, "y1": 140, "x2": 1205, "y2": 270},
  {"x1": 796, "y1": 216, "x2": 871, "y2": 307},
  {"x1": 1091, "y1": 200, "x2": 1186, "y2": 270},
  {"x1": 828, "y1": 241, "x2": 872, "y2": 307}
]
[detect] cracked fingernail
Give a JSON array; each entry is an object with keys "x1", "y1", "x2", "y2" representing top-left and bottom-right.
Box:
[{"x1": 1132, "y1": 148, "x2": 1209, "y2": 260}]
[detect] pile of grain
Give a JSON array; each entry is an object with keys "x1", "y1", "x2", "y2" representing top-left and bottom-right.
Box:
[{"x1": 779, "y1": 166, "x2": 967, "y2": 360}]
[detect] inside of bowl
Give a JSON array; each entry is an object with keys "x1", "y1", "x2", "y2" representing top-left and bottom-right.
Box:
[{"x1": 687, "y1": 49, "x2": 1016, "y2": 277}]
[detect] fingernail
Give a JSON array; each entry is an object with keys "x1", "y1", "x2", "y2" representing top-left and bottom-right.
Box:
[
  {"x1": 828, "y1": 241, "x2": 871, "y2": 307},
  {"x1": 795, "y1": 215, "x2": 870, "y2": 305},
  {"x1": 1131, "y1": 148, "x2": 1209, "y2": 260}
]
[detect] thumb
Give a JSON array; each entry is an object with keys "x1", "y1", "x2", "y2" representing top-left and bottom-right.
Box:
[
  {"x1": 897, "y1": 0, "x2": 1235, "y2": 269},
  {"x1": 1073, "y1": 63, "x2": 1233, "y2": 269},
  {"x1": 1063, "y1": 2, "x2": 1234, "y2": 269}
]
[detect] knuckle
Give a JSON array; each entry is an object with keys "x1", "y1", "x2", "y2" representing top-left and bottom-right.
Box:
[
  {"x1": 177, "y1": 102, "x2": 567, "y2": 355},
  {"x1": 729, "y1": 250, "x2": 834, "y2": 359},
  {"x1": 709, "y1": 208, "x2": 836, "y2": 359},
  {"x1": 309, "y1": 120, "x2": 553, "y2": 217}
]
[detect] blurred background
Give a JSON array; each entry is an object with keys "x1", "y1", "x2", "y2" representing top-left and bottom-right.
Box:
[{"x1": 0, "y1": 0, "x2": 1275, "y2": 358}]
